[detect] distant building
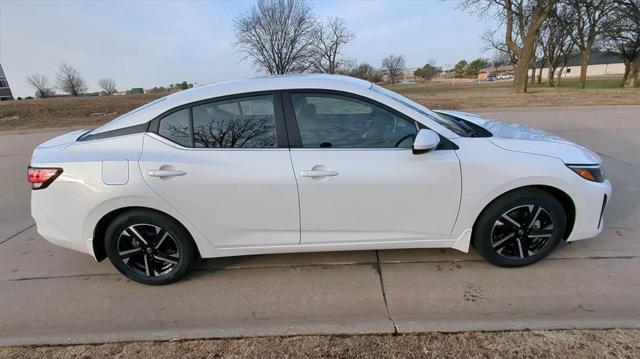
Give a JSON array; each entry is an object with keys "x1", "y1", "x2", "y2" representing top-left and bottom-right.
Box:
[
  {"x1": 0, "y1": 63, "x2": 14, "y2": 101},
  {"x1": 529, "y1": 51, "x2": 625, "y2": 80},
  {"x1": 478, "y1": 65, "x2": 515, "y2": 79},
  {"x1": 381, "y1": 67, "x2": 418, "y2": 83}
]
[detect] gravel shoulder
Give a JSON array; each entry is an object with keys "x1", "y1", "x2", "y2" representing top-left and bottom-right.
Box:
[{"x1": 2, "y1": 329, "x2": 639, "y2": 358}]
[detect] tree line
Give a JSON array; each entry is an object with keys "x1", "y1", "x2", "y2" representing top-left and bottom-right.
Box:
[
  {"x1": 25, "y1": 63, "x2": 118, "y2": 98},
  {"x1": 25, "y1": 64, "x2": 196, "y2": 98},
  {"x1": 464, "y1": 0, "x2": 640, "y2": 92}
]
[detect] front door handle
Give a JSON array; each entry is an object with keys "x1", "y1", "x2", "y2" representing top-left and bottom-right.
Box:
[
  {"x1": 148, "y1": 169, "x2": 187, "y2": 178},
  {"x1": 300, "y1": 170, "x2": 339, "y2": 178}
]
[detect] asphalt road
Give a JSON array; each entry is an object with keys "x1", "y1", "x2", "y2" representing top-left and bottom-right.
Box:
[{"x1": 1, "y1": 106, "x2": 639, "y2": 346}]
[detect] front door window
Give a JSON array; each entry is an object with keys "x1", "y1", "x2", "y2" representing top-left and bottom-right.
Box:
[{"x1": 291, "y1": 93, "x2": 417, "y2": 149}]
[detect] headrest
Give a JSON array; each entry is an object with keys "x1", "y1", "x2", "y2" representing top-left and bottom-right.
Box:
[{"x1": 298, "y1": 103, "x2": 316, "y2": 118}]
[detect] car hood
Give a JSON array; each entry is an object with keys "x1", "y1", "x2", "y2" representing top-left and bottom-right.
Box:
[{"x1": 435, "y1": 110, "x2": 602, "y2": 165}]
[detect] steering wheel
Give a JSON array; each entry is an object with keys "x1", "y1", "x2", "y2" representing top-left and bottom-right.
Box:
[{"x1": 394, "y1": 134, "x2": 415, "y2": 148}]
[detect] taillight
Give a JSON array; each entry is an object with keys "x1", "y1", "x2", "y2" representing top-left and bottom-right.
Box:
[{"x1": 27, "y1": 167, "x2": 63, "y2": 190}]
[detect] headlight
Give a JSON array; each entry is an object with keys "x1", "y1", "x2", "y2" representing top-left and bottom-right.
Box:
[{"x1": 567, "y1": 164, "x2": 605, "y2": 182}]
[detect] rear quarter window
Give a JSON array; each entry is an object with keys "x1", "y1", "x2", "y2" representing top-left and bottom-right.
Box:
[{"x1": 158, "y1": 109, "x2": 192, "y2": 147}]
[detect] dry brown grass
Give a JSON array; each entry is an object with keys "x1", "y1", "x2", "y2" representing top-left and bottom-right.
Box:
[
  {"x1": 1, "y1": 77, "x2": 639, "y2": 132},
  {"x1": 2, "y1": 329, "x2": 639, "y2": 358},
  {"x1": 0, "y1": 93, "x2": 165, "y2": 131},
  {"x1": 390, "y1": 78, "x2": 640, "y2": 110}
]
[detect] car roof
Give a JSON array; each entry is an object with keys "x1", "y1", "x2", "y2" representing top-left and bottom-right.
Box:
[{"x1": 90, "y1": 74, "x2": 373, "y2": 135}]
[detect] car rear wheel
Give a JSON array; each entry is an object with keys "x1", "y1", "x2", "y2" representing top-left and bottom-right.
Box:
[
  {"x1": 473, "y1": 189, "x2": 566, "y2": 267},
  {"x1": 104, "y1": 210, "x2": 196, "y2": 285}
]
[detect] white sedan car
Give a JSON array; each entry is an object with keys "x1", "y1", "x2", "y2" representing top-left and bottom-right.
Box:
[{"x1": 29, "y1": 75, "x2": 611, "y2": 284}]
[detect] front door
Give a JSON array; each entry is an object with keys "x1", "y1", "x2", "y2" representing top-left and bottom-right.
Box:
[
  {"x1": 286, "y1": 92, "x2": 461, "y2": 244},
  {"x1": 139, "y1": 94, "x2": 300, "y2": 247}
]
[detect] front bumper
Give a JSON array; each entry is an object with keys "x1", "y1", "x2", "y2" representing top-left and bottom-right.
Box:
[{"x1": 566, "y1": 179, "x2": 612, "y2": 242}]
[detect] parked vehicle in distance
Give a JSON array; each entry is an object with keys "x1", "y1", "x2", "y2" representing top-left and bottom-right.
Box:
[
  {"x1": 29, "y1": 74, "x2": 611, "y2": 285},
  {"x1": 497, "y1": 73, "x2": 514, "y2": 80},
  {"x1": 486, "y1": 75, "x2": 496, "y2": 81}
]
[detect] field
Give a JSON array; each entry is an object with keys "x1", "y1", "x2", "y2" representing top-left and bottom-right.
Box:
[
  {"x1": 0, "y1": 76, "x2": 638, "y2": 131},
  {"x1": 388, "y1": 76, "x2": 640, "y2": 110},
  {"x1": 0, "y1": 94, "x2": 165, "y2": 131},
  {"x1": 2, "y1": 329, "x2": 639, "y2": 358}
]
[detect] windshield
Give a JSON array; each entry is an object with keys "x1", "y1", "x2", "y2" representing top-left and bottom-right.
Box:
[{"x1": 370, "y1": 84, "x2": 474, "y2": 137}]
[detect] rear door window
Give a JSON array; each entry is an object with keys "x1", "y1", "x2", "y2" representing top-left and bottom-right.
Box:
[{"x1": 192, "y1": 95, "x2": 277, "y2": 148}]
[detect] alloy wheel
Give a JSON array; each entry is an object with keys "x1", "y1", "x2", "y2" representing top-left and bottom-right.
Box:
[
  {"x1": 490, "y1": 204, "x2": 554, "y2": 259},
  {"x1": 116, "y1": 224, "x2": 180, "y2": 277}
]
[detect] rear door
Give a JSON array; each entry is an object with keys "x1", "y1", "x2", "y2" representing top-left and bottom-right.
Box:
[
  {"x1": 284, "y1": 91, "x2": 461, "y2": 244},
  {"x1": 139, "y1": 93, "x2": 300, "y2": 247}
]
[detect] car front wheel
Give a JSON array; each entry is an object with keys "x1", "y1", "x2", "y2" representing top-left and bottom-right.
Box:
[
  {"x1": 104, "y1": 210, "x2": 196, "y2": 285},
  {"x1": 473, "y1": 189, "x2": 567, "y2": 267}
]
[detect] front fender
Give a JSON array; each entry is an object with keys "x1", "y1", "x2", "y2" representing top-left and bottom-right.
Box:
[{"x1": 451, "y1": 138, "x2": 581, "y2": 249}]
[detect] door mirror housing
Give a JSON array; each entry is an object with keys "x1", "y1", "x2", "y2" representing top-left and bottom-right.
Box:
[{"x1": 412, "y1": 129, "x2": 440, "y2": 154}]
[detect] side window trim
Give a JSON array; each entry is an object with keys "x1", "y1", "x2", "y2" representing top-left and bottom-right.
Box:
[
  {"x1": 148, "y1": 91, "x2": 289, "y2": 149},
  {"x1": 273, "y1": 92, "x2": 289, "y2": 148},
  {"x1": 189, "y1": 107, "x2": 195, "y2": 148},
  {"x1": 280, "y1": 90, "x2": 303, "y2": 148}
]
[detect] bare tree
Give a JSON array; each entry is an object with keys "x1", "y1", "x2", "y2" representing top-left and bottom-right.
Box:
[
  {"x1": 25, "y1": 74, "x2": 55, "y2": 98},
  {"x1": 311, "y1": 17, "x2": 355, "y2": 74},
  {"x1": 482, "y1": 28, "x2": 518, "y2": 65},
  {"x1": 555, "y1": 40, "x2": 575, "y2": 85},
  {"x1": 603, "y1": 0, "x2": 640, "y2": 87},
  {"x1": 491, "y1": 50, "x2": 514, "y2": 67},
  {"x1": 539, "y1": 6, "x2": 575, "y2": 86},
  {"x1": 381, "y1": 55, "x2": 405, "y2": 85},
  {"x1": 98, "y1": 78, "x2": 117, "y2": 95},
  {"x1": 560, "y1": 0, "x2": 616, "y2": 89},
  {"x1": 535, "y1": 37, "x2": 548, "y2": 84},
  {"x1": 530, "y1": 40, "x2": 541, "y2": 85},
  {"x1": 56, "y1": 63, "x2": 88, "y2": 96},
  {"x1": 463, "y1": 0, "x2": 557, "y2": 93},
  {"x1": 193, "y1": 117, "x2": 275, "y2": 148},
  {"x1": 234, "y1": 0, "x2": 316, "y2": 74}
]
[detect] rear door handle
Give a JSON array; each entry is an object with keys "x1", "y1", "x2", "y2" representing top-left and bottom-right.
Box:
[
  {"x1": 300, "y1": 170, "x2": 339, "y2": 178},
  {"x1": 148, "y1": 169, "x2": 187, "y2": 177}
]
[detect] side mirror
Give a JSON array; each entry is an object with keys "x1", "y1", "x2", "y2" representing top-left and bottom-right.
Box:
[{"x1": 412, "y1": 129, "x2": 440, "y2": 155}]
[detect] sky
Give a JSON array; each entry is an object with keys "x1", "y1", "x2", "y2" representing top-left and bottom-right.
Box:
[{"x1": 0, "y1": 0, "x2": 499, "y2": 98}]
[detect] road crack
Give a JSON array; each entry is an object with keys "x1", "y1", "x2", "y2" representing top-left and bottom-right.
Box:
[
  {"x1": 0, "y1": 224, "x2": 35, "y2": 246},
  {"x1": 375, "y1": 250, "x2": 398, "y2": 334}
]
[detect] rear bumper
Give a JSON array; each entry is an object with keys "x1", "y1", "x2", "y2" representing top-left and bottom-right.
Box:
[
  {"x1": 32, "y1": 196, "x2": 95, "y2": 257},
  {"x1": 566, "y1": 179, "x2": 612, "y2": 242}
]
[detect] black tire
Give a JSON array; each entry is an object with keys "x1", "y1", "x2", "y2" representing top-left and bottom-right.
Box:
[
  {"x1": 104, "y1": 209, "x2": 196, "y2": 285},
  {"x1": 473, "y1": 189, "x2": 566, "y2": 267}
]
